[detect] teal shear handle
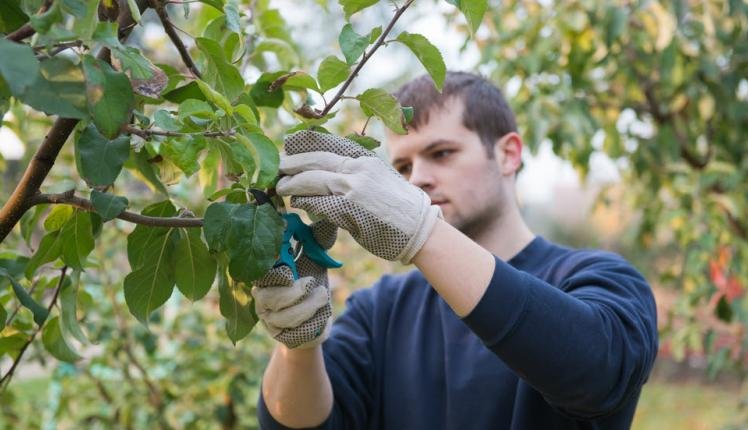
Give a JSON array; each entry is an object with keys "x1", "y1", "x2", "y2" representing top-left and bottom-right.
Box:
[{"x1": 276, "y1": 213, "x2": 343, "y2": 279}]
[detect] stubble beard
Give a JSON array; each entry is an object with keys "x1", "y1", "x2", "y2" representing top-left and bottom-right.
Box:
[{"x1": 450, "y1": 199, "x2": 506, "y2": 242}]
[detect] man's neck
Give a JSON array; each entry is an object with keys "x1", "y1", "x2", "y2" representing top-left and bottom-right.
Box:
[{"x1": 469, "y1": 206, "x2": 535, "y2": 262}]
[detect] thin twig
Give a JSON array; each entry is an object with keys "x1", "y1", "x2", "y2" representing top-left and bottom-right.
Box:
[
  {"x1": 26, "y1": 192, "x2": 204, "y2": 228},
  {"x1": 125, "y1": 125, "x2": 235, "y2": 139},
  {"x1": 148, "y1": 0, "x2": 202, "y2": 78},
  {"x1": 0, "y1": 267, "x2": 68, "y2": 391},
  {"x1": 318, "y1": 0, "x2": 415, "y2": 117}
]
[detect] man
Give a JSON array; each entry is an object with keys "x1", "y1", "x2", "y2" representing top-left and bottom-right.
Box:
[{"x1": 253, "y1": 71, "x2": 658, "y2": 429}]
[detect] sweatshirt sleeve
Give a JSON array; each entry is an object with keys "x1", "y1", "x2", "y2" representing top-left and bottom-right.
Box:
[
  {"x1": 257, "y1": 287, "x2": 378, "y2": 429},
  {"x1": 461, "y1": 253, "x2": 658, "y2": 419}
]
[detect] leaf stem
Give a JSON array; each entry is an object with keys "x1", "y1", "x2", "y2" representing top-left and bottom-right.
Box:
[{"x1": 318, "y1": 0, "x2": 415, "y2": 117}]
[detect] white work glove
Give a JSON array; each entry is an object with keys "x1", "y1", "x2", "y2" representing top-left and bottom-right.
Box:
[
  {"x1": 251, "y1": 220, "x2": 336, "y2": 349},
  {"x1": 276, "y1": 130, "x2": 442, "y2": 264}
]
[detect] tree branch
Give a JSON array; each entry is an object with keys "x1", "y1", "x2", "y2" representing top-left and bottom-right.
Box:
[
  {"x1": 317, "y1": 0, "x2": 415, "y2": 117},
  {"x1": 148, "y1": 0, "x2": 201, "y2": 78},
  {"x1": 124, "y1": 124, "x2": 235, "y2": 139},
  {"x1": 0, "y1": 118, "x2": 79, "y2": 242},
  {"x1": 0, "y1": 266, "x2": 67, "y2": 391},
  {"x1": 27, "y1": 192, "x2": 203, "y2": 228},
  {"x1": 0, "y1": 3, "x2": 148, "y2": 244}
]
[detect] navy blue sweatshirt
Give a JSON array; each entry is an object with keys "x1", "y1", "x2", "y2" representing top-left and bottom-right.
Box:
[{"x1": 258, "y1": 236, "x2": 658, "y2": 429}]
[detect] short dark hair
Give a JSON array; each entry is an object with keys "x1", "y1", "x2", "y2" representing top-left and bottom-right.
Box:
[{"x1": 393, "y1": 71, "x2": 517, "y2": 158}]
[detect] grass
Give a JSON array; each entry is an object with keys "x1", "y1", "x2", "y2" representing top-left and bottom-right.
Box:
[{"x1": 633, "y1": 377, "x2": 740, "y2": 429}]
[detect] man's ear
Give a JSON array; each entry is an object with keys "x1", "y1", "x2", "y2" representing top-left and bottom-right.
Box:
[{"x1": 493, "y1": 132, "x2": 523, "y2": 176}]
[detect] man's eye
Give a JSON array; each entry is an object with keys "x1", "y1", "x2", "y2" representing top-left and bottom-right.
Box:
[
  {"x1": 433, "y1": 150, "x2": 453, "y2": 159},
  {"x1": 396, "y1": 165, "x2": 411, "y2": 175}
]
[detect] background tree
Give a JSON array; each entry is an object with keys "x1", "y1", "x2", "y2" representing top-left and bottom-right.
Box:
[{"x1": 473, "y1": 0, "x2": 747, "y2": 374}]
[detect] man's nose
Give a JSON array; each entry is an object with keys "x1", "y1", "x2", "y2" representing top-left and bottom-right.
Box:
[{"x1": 408, "y1": 160, "x2": 434, "y2": 191}]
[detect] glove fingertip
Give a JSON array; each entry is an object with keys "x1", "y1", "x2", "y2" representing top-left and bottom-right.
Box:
[
  {"x1": 310, "y1": 219, "x2": 338, "y2": 250},
  {"x1": 255, "y1": 265, "x2": 294, "y2": 287}
]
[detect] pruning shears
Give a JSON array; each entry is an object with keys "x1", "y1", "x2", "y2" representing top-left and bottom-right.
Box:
[{"x1": 250, "y1": 189, "x2": 342, "y2": 279}]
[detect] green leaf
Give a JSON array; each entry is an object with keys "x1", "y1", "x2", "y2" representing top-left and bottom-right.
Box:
[
  {"x1": 233, "y1": 104, "x2": 259, "y2": 128},
  {"x1": 82, "y1": 55, "x2": 135, "y2": 138},
  {"x1": 59, "y1": 271, "x2": 88, "y2": 344},
  {"x1": 395, "y1": 32, "x2": 446, "y2": 90},
  {"x1": 75, "y1": 124, "x2": 131, "y2": 186},
  {"x1": 127, "y1": 201, "x2": 178, "y2": 269},
  {"x1": 317, "y1": 56, "x2": 349, "y2": 93},
  {"x1": 453, "y1": 0, "x2": 487, "y2": 34},
  {"x1": 44, "y1": 205, "x2": 75, "y2": 232},
  {"x1": 112, "y1": 46, "x2": 154, "y2": 80},
  {"x1": 124, "y1": 227, "x2": 177, "y2": 325},
  {"x1": 59, "y1": 211, "x2": 95, "y2": 271},
  {"x1": 163, "y1": 81, "x2": 207, "y2": 103},
  {"x1": 90, "y1": 190, "x2": 129, "y2": 221},
  {"x1": 0, "y1": 39, "x2": 39, "y2": 96},
  {"x1": 0, "y1": 0, "x2": 29, "y2": 33},
  {"x1": 21, "y1": 205, "x2": 46, "y2": 248},
  {"x1": 178, "y1": 98, "x2": 214, "y2": 123},
  {"x1": 61, "y1": 0, "x2": 87, "y2": 18},
  {"x1": 345, "y1": 133, "x2": 380, "y2": 150},
  {"x1": 356, "y1": 88, "x2": 406, "y2": 134},
  {"x1": 125, "y1": 0, "x2": 141, "y2": 23},
  {"x1": 249, "y1": 72, "x2": 285, "y2": 108},
  {"x1": 0, "y1": 268, "x2": 49, "y2": 326},
  {"x1": 254, "y1": 38, "x2": 299, "y2": 69},
  {"x1": 195, "y1": 78, "x2": 233, "y2": 114},
  {"x1": 283, "y1": 72, "x2": 321, "y2": 94},
  {"x1": 0, "y1": 333, "x2": 28, "y2": 358},
  {"x1": 17, "y1": 57, "x2": 88, "y2": 119},
  {"x1": 223, "y1": 0, "x2": 240, "y2": 33},
  {"x1": 215, "y1": 138, "x2": 254, "y2": 179},
  {"x1": 338, "y1": 0, "x2": 378, "y2": 18},
  {"x1": 126, "y1": 149, "x2": 169, "y2": 195},
  {"x1": 42, "y1": 316, "x2": 81, "y2": 362},
  {"x1": 218, "y1": 267, "x2": 257, "y2": 343},
  {"x1": 24, "y1": 231, "x2": 63, "y2": 280},
  {"x1": 257, "y1": 9, "x2": 293, "y2": 43},
  {"x1": 174, "y1": 228, "x2": 217, "y2": 301},
  {"x1": 368, "y1": 26, "x2": 382, "y2": 43},
  {"x1": 160, "y1": 135, "x2": 206, "y2": 177},
  {"x1": 92, "y1": 21, "x2": 120, "y2": 47},
  {"x1": 203, "y1": 202, "x2": 284, "y2": 283},
  {"x1": 339, "y1": 24, "x2": 369, "y2": 65},
  {"x1": 239, "y1": 133, "x2": 279, "y2": 187},
  {"x1": 197, "y1": 150, "x2": 218, "y2": 198},
  {"x1": 196, "y1": 37, "x2": 244, "y2": 102},
  {"x1": 153, "y1": 109, "x2": 181, "y2": 132},
  {"x1": 29, "y1": 1, "x2": 63, "y2": 34}
]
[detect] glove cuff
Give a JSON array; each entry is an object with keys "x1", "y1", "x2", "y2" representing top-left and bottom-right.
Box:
[{"x1": 397, "y1": 194, "x2": 443, "y2": 264}]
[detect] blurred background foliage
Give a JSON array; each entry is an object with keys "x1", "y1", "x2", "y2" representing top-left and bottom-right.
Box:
[{"x1": 1, "y1": 0, "x2": 747, "y2": 428}]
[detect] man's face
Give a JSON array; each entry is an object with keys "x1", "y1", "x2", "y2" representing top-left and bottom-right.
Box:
[{"x1": 386, "y1": 98, "x2": 511, "y2": 237}]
